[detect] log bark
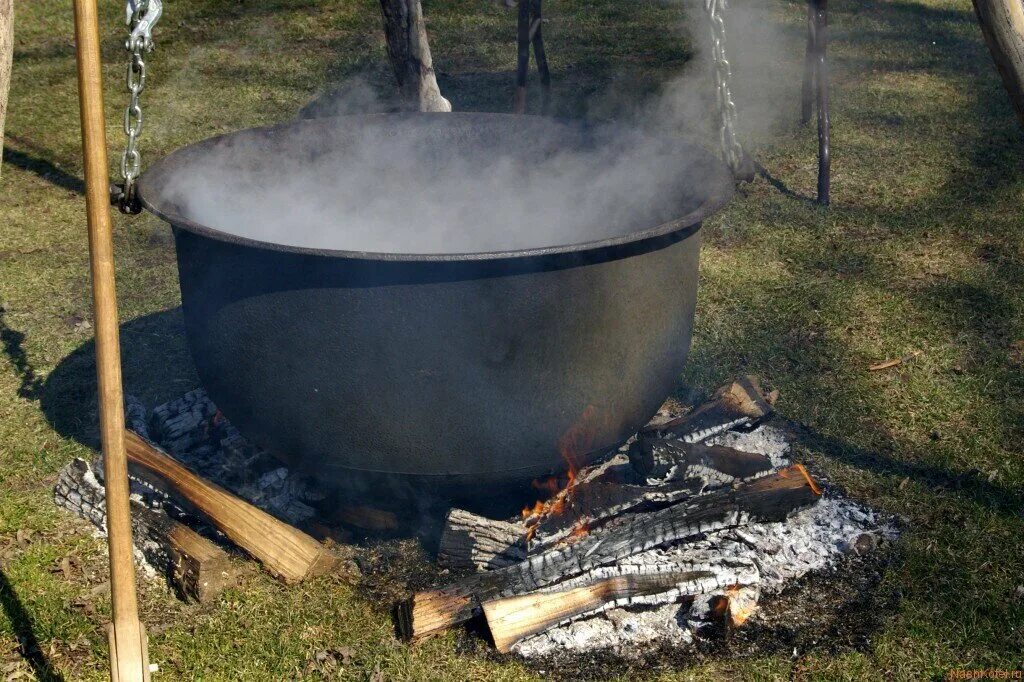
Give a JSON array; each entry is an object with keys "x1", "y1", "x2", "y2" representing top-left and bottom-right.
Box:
[
  {"x1": 972, "y1": 0, "x2": 1024, "y2": 128},
  {"x1": 56, "y1": 458, "x2": 241, "y2": 602},
  {"x1": 438, "y1": 508, "x2": 527, "y2": 570},
  {"x1": 124, "y1": 430, "x2": 344, "y2": 584},
  {"x1": 379, "y1": 0, "x2": 451, "y2": 112},
  {"x1": 397, "y1": 465, "x2": 820, "y2": 641},
  {"x1": 0, "y1": 0, "x2": 10, "y2": 179}
]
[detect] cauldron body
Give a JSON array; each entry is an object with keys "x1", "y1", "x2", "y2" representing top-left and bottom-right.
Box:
[{"x1": 137, "y1": 113, "x2": 732, "y2": 492}]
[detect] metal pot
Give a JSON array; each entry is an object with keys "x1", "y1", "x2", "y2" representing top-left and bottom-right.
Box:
[{"x1": 136, "y1": 113, "x2": 732, "y2": 493}]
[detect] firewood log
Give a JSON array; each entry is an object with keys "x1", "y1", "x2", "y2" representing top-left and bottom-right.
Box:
[
  {"x1": 440, "y1": 443, "x2": 775, "y2": 565},
  {"x1": 124, "y1": 430, "x2": 346, "y2": 584},
  {"x1": 56, "y1": 458, "x2": 241, "y2": 602},
  {"x1": 642, "y1": 376, "x2": 775, "y2": 444},
  {"x1": 631, "y1": 440, "x2": 774, "y2": 484},
  {"x1": 397, "y1": 465, "x2": 820, "y2": 641},
  {"x1": 482, "y1": 557, "x2": 759, "y2": 652},
  {"x1": 438, "y1": 509, "x2": 527, "y2": 570}
]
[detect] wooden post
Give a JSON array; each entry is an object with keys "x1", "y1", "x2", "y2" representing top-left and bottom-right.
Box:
[
  {"x1": 800, "y1": 1, "x2": 815, "y2": 125},
  {"x1": 812, "y1": 0, "x2": 831, "y2": 206},
  {"x1": 529, "y1": 0, "x2": 551, "y2": 113},
  {"x1": 70, "y1": 1, "x2": 150, "y2": 680},
  {"x1": 513, "y1": 0, "x2": 530, "y2": 113},
  {"x1": 0, "y1": 0, "x2": 12, "y2": 179},
  {"x1": 378, "y1": 0, "x2": 451, "y2": 112},
  {"x1": 972, "y1": 0, "x2": 1024, "y2": 128}
]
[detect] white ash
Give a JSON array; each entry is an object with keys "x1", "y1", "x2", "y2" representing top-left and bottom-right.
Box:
[
  {"x1": 145, "y1": 389, "x2": 326, "y2": 527},
  {"x1": 707, "y1": 423, "x2": 793, "y2": 469},
  {"x1": 512, "y1": 425, "x2": 897, "y2": 659}
]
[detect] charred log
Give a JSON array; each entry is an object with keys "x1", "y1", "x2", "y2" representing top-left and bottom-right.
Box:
[
  {"x1": 398, "y1": 465, "x2": 820, "y2": 641},
  {"x1": 631, "y1": 440, "x2": 774, "y2": 485},
  {"x1": 641, "y1": 376, "x2": 775, "y2": 444},
  {"x1": 55, "y1": 458, "x2": 241, "y2": 602},
  {"x1": 483, "y1": 557, "x2": 759, "y2": 652},
  {"x1": 442, "y1": 442, "x2": 775, "y2": 563},
  {"x1": 437, "y1": 508, "x2": 527, "y2": 571}
]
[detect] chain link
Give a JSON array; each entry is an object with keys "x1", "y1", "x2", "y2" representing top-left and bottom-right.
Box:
[
  {"x1": 115, "y1": 0, "x2": 161, "y2": 214},
  {"x1": 704, "y1": 0, "x2": 748, "y2": 179}
]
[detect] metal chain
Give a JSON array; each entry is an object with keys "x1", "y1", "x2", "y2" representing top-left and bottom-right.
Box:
[
  {"x1": 704, "y1": 0, "x2": 749, "y2": 179},
  {"x1": 115, "y1": 0, "x2": 162, "y2": 214}
]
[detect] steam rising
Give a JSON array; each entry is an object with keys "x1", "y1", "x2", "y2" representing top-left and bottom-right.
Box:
[
  {"x1": 151, "y1": 0, "x2": 798, "y2": 256},
  {"x1": 155, "y1": 117, "x2": 721, "y2": 255}
]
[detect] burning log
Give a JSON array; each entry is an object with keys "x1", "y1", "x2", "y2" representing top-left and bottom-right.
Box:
[
  {"x1": 642, "y1": 376, "x2": 775, "y2": 444},
  {"x1": 439, "y1": 442, "x2": 775, "y2": 567},
  {"x1": 438, "y1": 509, "x2": 527, "y2": 571},
  {"x1": 124, "y1": 430, "x2": 346, "y2": 585},
  {"x1": 709, "y1": 583, "x2": 760, "y2": 628},
  {"x1": 55, "y1": 459, "x2": 241, "y2": 602},
  {"x1": 397, "y1": 465, "x2": 820, "y2": 641}
]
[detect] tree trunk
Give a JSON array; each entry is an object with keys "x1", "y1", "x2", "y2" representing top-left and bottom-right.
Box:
[
  {"x1": 0, "y1": 0, "x2": 13, "y2": 179},
  {"x1": 972, "y1": 0, "x2": 1024, "y2": 128},
  {"x1": 378, "y1": 0, "x2": 451, "y2": 112}
]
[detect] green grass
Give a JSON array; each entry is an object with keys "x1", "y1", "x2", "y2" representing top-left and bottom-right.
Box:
[{"x1": 2, "y1": 0, "x2": 1023, "y2": 678}]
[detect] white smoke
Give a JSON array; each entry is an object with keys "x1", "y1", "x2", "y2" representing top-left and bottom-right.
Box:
[{"x1": 152, "y1": 0, "x2": 800, "y2": 255}]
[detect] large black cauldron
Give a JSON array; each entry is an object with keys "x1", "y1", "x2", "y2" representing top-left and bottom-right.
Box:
[{"x1": 136, "y1": 113, "x2": 732, "y2": 493}]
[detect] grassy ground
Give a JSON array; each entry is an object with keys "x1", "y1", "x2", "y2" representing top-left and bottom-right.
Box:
[{"x1": 1, "y1": 0, "x2": 1022, "y2": 678}]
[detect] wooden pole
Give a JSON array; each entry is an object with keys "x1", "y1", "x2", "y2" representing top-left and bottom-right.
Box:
[
  {"x1": 972, "y1": 0, "x2": 1024, "y2": 128},
  {"x1": 378, "y1": 0, "x2": 451, "y2": 112},
  {"x1": 70, "y1": 1, "x2": 150, "y2": 680},
  {"x1": 513, "y1": 0, "x2": 530, "y2": 113},
  {"x1": 529, "y1": 0, "x2": 551, "y2": 114},
  {"x1": 800, "y1": 0, "x2": 815, "y2": 125},
  {"x1": 0, "y1": 0, "x2": 11, "y2": 180},
  {"x1": 812, "y1": 0, "x2": 831, "y2": 206}
]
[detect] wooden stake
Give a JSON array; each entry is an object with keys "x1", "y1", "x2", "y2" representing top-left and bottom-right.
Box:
[
  {"x1": 71, "y1": 1, "x2": 149, "y2": 679},
  {"x1": 972, "y1": 0, "x2": 1024, "y2": 129},
  {"x1": 124, "y1": 431, "x2": 339, "y2": 584}
]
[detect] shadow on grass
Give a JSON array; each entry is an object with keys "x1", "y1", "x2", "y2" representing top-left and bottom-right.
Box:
[
  {"x1": 0, "y1": 307, "x2": 45, "y2": 401},
  {"x1": 40, "y1": 309, "x2": 198, "y2": 450},
  {"x1": 0, "y1": 146, "x2": 84, "y2": 196},
  {"x1": 0, "y1": 571, "x2": 65, "y2": 681},
  {"x1": 793, "y1": 422, "x2": 1024, "y2": 518}
]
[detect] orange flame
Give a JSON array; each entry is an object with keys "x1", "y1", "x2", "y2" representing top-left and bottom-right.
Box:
[
  {"x1": 568, "y1": 520, "x2": 590, "y2": 541},
  {"x1": 520, "y1": 405, "x2": 602, "y2": 525},
  {"x1": 718, "y1": 585, "x2": 757, "y2": 627}
]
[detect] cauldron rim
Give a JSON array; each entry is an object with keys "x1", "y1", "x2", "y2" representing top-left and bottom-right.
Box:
[{"x1": 136, "y1": 112, "x2": 734, "y2": 263}]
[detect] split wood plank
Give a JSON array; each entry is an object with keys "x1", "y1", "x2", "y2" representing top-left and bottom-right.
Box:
[{"x1": 124, "y1": 430, "x2": 341, "y2": 584}]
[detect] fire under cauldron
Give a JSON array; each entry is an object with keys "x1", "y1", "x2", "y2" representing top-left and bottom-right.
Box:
[{"x1": 136, "y1": 113, "x2": 733, "y2": 497}]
